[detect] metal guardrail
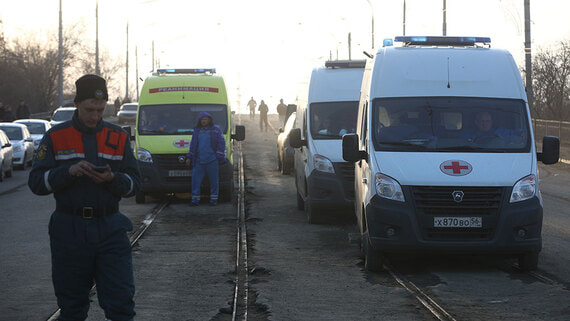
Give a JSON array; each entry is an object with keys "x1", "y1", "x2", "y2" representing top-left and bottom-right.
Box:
[{"x1": 533, "y1": 119, "x2": 570, "y2": 164}]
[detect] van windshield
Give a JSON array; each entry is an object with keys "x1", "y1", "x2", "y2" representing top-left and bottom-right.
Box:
[
  {"x1": 138, "y1": 104, "x2": 228, "y2": 135},
  {"x1": 310, "y1": 101, "x2": 359, "y2": 139},
  {"x1": 372, "y1": 97, "x2": 530, "y2": 153}
]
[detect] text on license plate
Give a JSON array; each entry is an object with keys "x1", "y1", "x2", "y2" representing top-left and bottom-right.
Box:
[
  {"x1": 168, "y1": 170, "x2": 191, "y2": 177},
  {"x1": 434, "y1": 217, "x2": 482, "y2": 228}
]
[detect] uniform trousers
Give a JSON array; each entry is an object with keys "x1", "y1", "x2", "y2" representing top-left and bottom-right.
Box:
[
  {"x1": 191, "y1": 160, "x2": 219, "y2": 204},
  {"x1": 50, "y1": 211, "x2": 135, "y2": 321}
]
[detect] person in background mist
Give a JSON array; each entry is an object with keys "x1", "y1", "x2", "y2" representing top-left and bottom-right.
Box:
[
  {"x1": 258, "y1": 100, "x2": 269, "y2": 132},
  {"x1": 247, "y1": 96, "x2": 257, "y2": 120},
  {"x1": 16, "y1": 99, "x2": 31, "y2": 119},
  {"x1": 277, "y1": 98, "x2": 287, "y2": 127},
  {"x1": 2, "y1": 103, "x2": 15, "y2": 122},
  {"x1": 185, "y1": 112, "x2": 226, "y2": 206}
]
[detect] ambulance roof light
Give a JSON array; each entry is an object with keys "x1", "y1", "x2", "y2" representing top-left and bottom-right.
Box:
[
  {"x1": 394, "y1": 36, "x2": 491, "y2": 47},
  {"x1": 156, "y1": 68, "x2": 216, "y2": 74},
  {"x1": 383, "y1": 38, "x2": 393, "y2": 47}
]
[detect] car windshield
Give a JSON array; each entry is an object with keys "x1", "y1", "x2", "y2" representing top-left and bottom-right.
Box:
[
  {"x1": 372, "y1": 97, "x2": 530, "y2": 153},
  {"x1": 138, "y1": 104, "x2": 228, "y2": 135},
  {"x1": 0, "y1": 126, "x2": 23, "y2": 140},
  {"x1": 22, "y1": 122, "x2": 46, "y2": 134},
  {"x1": 122, "y1": 104, "x2": 138, "y2": 111},
  {"x1": 53, "y1": 109, "x2": 75, "y2": 121},
  {"x1": 310, "y1": 101, "x2": 359, "y2": 139}
]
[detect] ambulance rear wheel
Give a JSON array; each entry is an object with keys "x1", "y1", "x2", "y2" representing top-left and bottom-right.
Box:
[
  {"x1": 518, "y1": 251, "x2": 539, "y2": 271},
  {"x1": 135, "y1": 191, "x2": 146, "y2": 204},
  {"x1": 362, "y1": 232, "x2": 385, "y2": 272}
]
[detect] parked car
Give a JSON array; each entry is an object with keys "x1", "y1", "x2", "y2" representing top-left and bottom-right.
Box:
[
  {"x1": 14, "y1": 119, "x2": 51, "y2": 151},
  {"x1": 117, "y1": 103, "x2": 138, "y2": 124},
  {"x1": 277, "y1": 112, "x2": 296, "y2": 175},
  {"x1": 0, "y1": 129, "x2": 14, "y2": 181},
  {"x1": 0, "y1": 123, "x2": 34, "y2": 169},
  {"x1": 50, "y1": 107, "x2": 76, "y2": 127}
]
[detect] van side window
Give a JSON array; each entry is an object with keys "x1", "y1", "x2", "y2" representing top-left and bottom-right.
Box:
[
  {"x1": 361, "y1": 102, "x2": 368, "y2": 149},
  {"x1": 302, "y1": 109, "x2": 307, "y2": 140}
]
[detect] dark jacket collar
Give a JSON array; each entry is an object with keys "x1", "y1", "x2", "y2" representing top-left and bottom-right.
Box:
[{"x1": 72, "y1": 110, "x2": 104, "y2": 134}]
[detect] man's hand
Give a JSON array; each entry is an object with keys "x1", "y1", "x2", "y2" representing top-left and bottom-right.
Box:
[{"x1": 69, "y1": 160, "x2": 114, "y2": 183}]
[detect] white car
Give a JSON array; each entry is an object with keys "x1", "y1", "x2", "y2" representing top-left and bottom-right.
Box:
[
  {"x1": 14, "y1": 119, "x2": 51, "y2": 151},
  {"x1": 117, "y1": 103, "x2": 138, "y2": 124},
  {"x1": 50, "y1": 107, "x2": 77, "y2": 127},
  {"x1": 0, "y1": 123, "x2": 34, "y2": 169},
  {"x1": 0, "y1": 129, "x2": 14, "y2": 181}
]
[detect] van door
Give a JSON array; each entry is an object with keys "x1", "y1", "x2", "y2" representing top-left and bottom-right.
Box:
[{"x1": 356, "y1": 101, "x2": 370, "y2": 231}]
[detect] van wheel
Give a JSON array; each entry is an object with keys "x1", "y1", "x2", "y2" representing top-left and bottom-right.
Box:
[
  {"x1": 0, "y1": 167, "x2": 3, "y2": 182},
  {"x1": 306, "y1": 198, "x2": 325, "y2": 224},
  {"x1": 5, "y1": 164, "x2": 12, "y2": 178},
  {"x1": 135, "y1": 191, "x2": 146, "y2": 204},
  {"x1": 277, "y1": 150, "x2": 282, "y2": 172},
  {"x1": 362, "y1": 232, "x2": 385, "y2": 272},
  {"x1": 518, "y1": 251, "x2": 539, "y2": 271},
  {"x1": 219, "y1": 182, "x2": 234, "y2": 202},
  {"x1": 282, "y1": 160, "x2": 292, "y2": 175}
]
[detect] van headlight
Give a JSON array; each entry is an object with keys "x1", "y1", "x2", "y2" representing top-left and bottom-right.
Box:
[
  {"x1": 510, "y1": 174, "x2": 536, "y2": 203},
  {"x1": 313, "y1": 154, "x2": 334, "y2": 173},
  {"x1": 137, "y1": 147, "x2": 153, "y2": 163},
  {"x1": 375, "y1": 173, "x2": 405, "y2": 202}
]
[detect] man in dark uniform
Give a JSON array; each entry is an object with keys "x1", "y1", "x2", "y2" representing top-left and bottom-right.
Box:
[{"x1": 28, "y1": 74, "x2": 140, "y2": 321}]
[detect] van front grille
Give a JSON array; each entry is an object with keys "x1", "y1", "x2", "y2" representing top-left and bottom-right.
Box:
[
  {"x1": 411, "y1": 186, "x2": 504, "y2": 216},
  {"x1": 154, "y1": 154, "x2": 188, "y2": 170}
]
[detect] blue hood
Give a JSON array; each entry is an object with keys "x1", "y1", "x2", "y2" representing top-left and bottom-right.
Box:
[{"x1": 196, "y1": 111, "x2": 213, "y2": 127}]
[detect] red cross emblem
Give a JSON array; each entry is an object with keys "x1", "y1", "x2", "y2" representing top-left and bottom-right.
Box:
[
  {"x1": 440, "y1": 160, "x2": 472, "y2": 176},
  {"x1": 173, "y1": 139, "x2": 190, "y2": 148}
]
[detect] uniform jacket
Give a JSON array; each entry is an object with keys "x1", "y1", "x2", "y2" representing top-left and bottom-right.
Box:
[
  {"x1": 28, "y1": 111, "x2": 141, "y2": 216},
  {"x1": 187, "y1": 111, "x2": 226, "y2": 165}
]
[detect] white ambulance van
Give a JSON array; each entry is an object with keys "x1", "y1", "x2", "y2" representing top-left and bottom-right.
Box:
[
  {"x1": 289, "y1": 60, "x2": 365, "y2": 223},
  {"x1": 342, "y1": 36, "x2": 559, "y2": 271}
]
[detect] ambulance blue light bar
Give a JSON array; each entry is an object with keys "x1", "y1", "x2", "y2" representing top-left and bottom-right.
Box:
[
  {"x1": 157, "y1": 68, "x2": 216, "y2": 74},
  {"x1": 394, "y1": 36, "x2": 491, "y2": 46}
]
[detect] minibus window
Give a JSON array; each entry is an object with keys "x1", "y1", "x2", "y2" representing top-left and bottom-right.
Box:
[
  {"x1": 372, "y1": 97, "x2": 530, "y2": 153},
  {"x1": 138, "y1": 104, "x2": 228, "y2": 135},
  {"x1": 309, "y1": 101, "x2": 359, "y2": 139}
]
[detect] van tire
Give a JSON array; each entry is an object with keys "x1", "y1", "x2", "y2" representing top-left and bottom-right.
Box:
[
  {"x1": 306, "y1": 198, "x2": 325, "y2": 224},
  {"x1": 277, "y1": 150, "x2": 282, "y2": 172},
  {"x1": 362, "y1": 232, "x2": 385, "y2": 272},
  {"x1": 135, "y1": 191, "x2": 146, "y2": 204},
  {"x1": 219, "y1": 182, "x2": 234, "y2": 202},
  {"x1": 518, "y1": 251, "x2": 539, "y2": 271}
]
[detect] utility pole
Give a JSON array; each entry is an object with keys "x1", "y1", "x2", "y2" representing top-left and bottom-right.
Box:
[
  {"x1": 57, "y1": 0, "x2": 64, "y2": 107},
  {"x1": 152, "y1": 40, "x2": 155, "y2": 71},
  {"x1": 348, "y1": 32, "x2": 352, "y2": 60},
  {"x1": 365, "y1": 0, "x2": 374, "y2": 49},
  {"x1": 442, "y1": 0, "x2": 447, "y2": 36},
  {"x1": 524, "y1": 0, "x2": 533, "y2": 110},
  {"x1": 402, "y1": 0, "x2": 406, "y2": 36},
  {"x1": 95, "y1": 0, "x2": 100, "y2": 75},
  {"x1": 135, "y1": 45, "x2": 139, "y2": 101},
  {"x1": 125, "y1": 22, "x2": 129, "y2": 101}
]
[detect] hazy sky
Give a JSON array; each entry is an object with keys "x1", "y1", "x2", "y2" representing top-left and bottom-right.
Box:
[{"x1": 2, "y1": 0, "x2": 570, "y2": 112}]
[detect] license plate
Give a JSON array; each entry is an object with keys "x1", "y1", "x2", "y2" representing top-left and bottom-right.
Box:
[
  {"x1": 168, "y1": 170, "x2": 191, "y2": 177},
  {"x1": 434, "y1": 217, "x2": 482, "y2": 228}
]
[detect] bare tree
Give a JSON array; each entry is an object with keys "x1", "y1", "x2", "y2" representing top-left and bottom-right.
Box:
[{"x1": 532, "y1": 40, "x2": 570, "y2": 121}]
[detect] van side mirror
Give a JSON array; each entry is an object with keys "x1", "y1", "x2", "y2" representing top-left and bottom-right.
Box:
[
  {"x1": 122, "y1": 126, "x2": 134, "y2": 141},
  {"x1": 232, "y1": 125, "x2": 245, "y2": 141},
  {"x1": 342, "y1": 134, "x2": 367, "y2": 162},
  {"x1": 288, "y1": 128, "x2": 305, "y2": 148},
  {"x1": 538, "y1": 136, "x2": 559, "y2": 165}
]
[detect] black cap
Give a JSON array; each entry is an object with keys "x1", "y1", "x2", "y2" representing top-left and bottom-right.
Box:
[{"x1": 74, "y1": 74, "x2": 108, "y2": 103}]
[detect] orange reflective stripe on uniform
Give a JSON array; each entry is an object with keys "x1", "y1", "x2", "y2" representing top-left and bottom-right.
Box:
[
  {"x1": 50, "y1": 126, "x2": 86, "y2": 160},
  {"x1": 96, "y1": 127, "x2": 126, "y2": 160}
]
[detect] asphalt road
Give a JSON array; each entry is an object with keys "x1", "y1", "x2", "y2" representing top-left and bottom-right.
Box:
[{"x1": 0, "y1": 114, "x2": 569, "y2": 320}]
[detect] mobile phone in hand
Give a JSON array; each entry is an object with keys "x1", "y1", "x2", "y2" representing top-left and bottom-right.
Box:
[{"x1": 93, "y1": 165, "x2": 108, "y2": 172}]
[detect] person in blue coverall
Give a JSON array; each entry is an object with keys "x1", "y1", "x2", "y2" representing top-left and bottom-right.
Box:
[
  {"x1": 185, "y1": 112, "x2": 226, "y2": 206},
  {"x1": 28, "y1": 74, "x2": 140, "y2": 321}
]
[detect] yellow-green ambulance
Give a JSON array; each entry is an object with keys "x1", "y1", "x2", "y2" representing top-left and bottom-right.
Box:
[{"x1": 134, "y1": 68, "x2": 245, "y2": 203}]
